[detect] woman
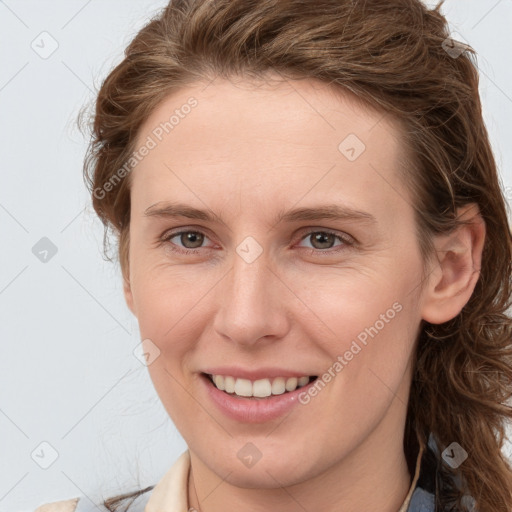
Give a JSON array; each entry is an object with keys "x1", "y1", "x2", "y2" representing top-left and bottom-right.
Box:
[{"x1": 36, "y1": 0, "x2": 512, "y2": 510}]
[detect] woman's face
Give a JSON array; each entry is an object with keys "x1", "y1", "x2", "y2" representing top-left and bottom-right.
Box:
[{"x1": 124, "y1": 76, "x2": 431, "y2": 489}]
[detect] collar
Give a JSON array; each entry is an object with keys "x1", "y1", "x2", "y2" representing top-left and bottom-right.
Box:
[
  {"x1": 398, "y1": 440, "x2": 425, "y2": 512},
  {"x1": 145, "y1": 450, "x2": 191, "y2": 512}
]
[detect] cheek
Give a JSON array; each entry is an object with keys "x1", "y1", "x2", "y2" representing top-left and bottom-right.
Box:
[
  {"x1": 131, "y1": 266, "x2": 204, "y2": 425},
  {"x1": 305, "y1": 284, "x2": 418, "y2": 442},
  {"x1": 130, "y1": 259, "x2": 218, "y2": 381},
  {"x1": 131, "y1": 251, "x2": 203, "y2": 328},
  {"x1": 300, "y1": 259, "x2": 421, "y2": 395},
  {"x1": 299, "y1": 259, "x2": 418, "y2": 339}
]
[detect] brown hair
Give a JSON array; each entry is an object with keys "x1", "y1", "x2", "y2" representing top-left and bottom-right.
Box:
[{"x1": 82, "y1": 0, "x2": 512, "y2": 510}]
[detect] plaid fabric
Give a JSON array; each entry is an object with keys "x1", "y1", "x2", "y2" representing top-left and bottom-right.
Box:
[
  {"x1": 407, "y1": 433, "x2": 438, "y2": 511},
  {"x1": 407, "y1": 432, "x2": 473, "y2": 512}
]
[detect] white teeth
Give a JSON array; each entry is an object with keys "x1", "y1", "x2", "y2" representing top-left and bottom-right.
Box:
[
  {"x1": 271, "y1": 377, "x2": 286, "y2": 395},
  {"x1": 213, "y1": 375, "x2": 225, "y2": 391},
  {"x1": 298, "y1": 376, "x2": 309, "y2": 387},
  {"x1": 253, "y1": 379, "x2": 272, "y2": 397},
  {"x1": 234, "y1": 378, "x2": 252, "y2": 397},
  {"x1": 224, "y1": 376, "x2": 235, "y2": 393},
  {"x1": 285, "y1": 377, "x2": 298, "y2": 391},
  {"x1": 209, "y1": 374, "x2": 313, "y2": 397}
]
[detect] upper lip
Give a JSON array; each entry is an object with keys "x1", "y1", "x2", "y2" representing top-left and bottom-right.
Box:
[{"x1": 202, "y1": 366, "x2": 316, "y2": 381}]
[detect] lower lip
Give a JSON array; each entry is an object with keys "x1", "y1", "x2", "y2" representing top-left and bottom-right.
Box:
[{"x1": 200, "y1": 373, "x2": 318, "y2": 423}]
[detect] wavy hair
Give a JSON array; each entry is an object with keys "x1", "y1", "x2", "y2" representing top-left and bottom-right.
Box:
[{"x1": 81, "y1": 0, "x2": 512, "y2": 510}]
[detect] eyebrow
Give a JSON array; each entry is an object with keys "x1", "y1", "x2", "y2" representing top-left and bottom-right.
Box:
[{"x1": 144, "y1": 201, "x2": 377, "y2": 229}]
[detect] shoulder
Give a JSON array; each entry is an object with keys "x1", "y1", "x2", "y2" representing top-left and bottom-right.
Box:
[
  {"x1": 34, "y1": 498, "x2": 80, "y2": 512},
  {"x1": 33, "y1": 450, "x2": 191, "y2": 512},
  {"x1": 33, "y1": 491, "x2": 152, "y2": 512}
]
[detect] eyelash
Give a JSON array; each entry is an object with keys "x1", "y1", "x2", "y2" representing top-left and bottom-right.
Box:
[{"x1": 159, "y1": 228, "x2": 355, "y2": 257}]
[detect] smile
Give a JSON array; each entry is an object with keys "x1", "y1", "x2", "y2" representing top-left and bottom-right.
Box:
[
  {"x1": 206, "y1": 373, "x2": 317, "y2": 398},
  {"x1": 199, "y1": 370, "x2": 321, "y2": 422}
]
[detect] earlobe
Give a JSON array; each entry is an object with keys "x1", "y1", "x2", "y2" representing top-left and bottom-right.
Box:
[{"x1": 420, "y1": 203, "x2": 486, "y2": 325}]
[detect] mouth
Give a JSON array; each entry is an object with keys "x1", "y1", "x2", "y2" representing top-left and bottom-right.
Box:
[{"x1": 201, "y1": 372, "x2": 318, "y2": 400}]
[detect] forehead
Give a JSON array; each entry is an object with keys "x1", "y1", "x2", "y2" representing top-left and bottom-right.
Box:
[{"x1": 131, "y1": 76, "x2": 412, "y2": 224}]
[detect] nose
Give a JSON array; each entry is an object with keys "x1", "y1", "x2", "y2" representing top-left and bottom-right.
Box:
[{"x1": 212, "y1": 245, "x2": 290, "y2": 348}]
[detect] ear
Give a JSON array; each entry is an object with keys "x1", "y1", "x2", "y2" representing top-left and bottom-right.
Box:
[
  {"x1": 420, "y1": 203, "x2": 486, "y2": 324},
  {"x1": 120, "y1": 228, "x2": 136, "y2": 316},
  {"x1": 123, "y1": 273, "x2": 136, "y2": 316}
]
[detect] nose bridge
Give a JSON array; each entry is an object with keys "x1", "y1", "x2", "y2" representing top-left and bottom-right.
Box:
[{"x1": 213, "y1": 239, "x2": 287, "y2": 345}]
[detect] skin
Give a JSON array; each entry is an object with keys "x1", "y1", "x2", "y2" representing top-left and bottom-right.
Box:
[{"x1": 123, "y1": 75, "x2": 485, "y2": 511}]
